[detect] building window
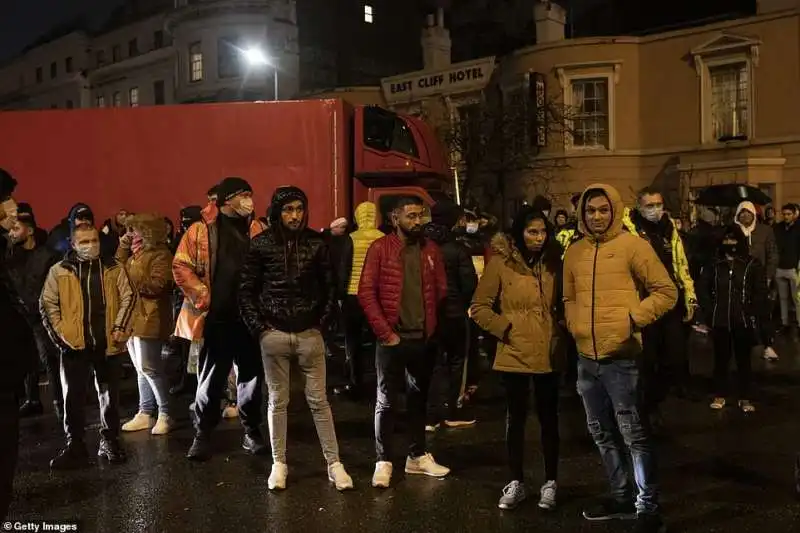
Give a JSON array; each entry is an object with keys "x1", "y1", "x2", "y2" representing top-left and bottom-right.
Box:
[
  {"x1": 153, "y1": 80, "x2": 165, "y2": 105},
  {"x1": 96, "y1": 50, "x2": 106, "y2": 67},
  {"x1": 112, "y1": 45, "x2": 121, "y2": 62},
  {"x1": 217, "y1": 37, "x2": 244, "y2": 79},
  {"x1": 35, "y1": 67, "x2": 42, "y2": 83},
  {"x1": 129, "y1": 38, "x2": 139, "y2": 57},
  {"x1": 65, "y1": 57, "x2": 73, "y2": 73},
  {"x1": 112, "y1": 92, "x2": 122, "y2": 107},
  {"x1": 189, "y1": 42, "x2": 203, "y2": 82},
  {"x1": 66, "y1": 100, "x2": 74, "y2": 109},
  {"x1": 153, "y1": 30, "x2": 164, "y2": 50},
  {"x1": 570, "y1": 78, "x2": 609, "y2": 149},
  {"x1": 96, "y1": 95, "x2": 106, "y2": 108},
  {"x1": 50, "y1": 62, "x2": 57, "y2": 79},
  {"x1": 129, "y1": 87, "x2": 139, "y2": 107},
  {"x1": 709, "y1": 63, "x2": 749, "y2": 140},
  {"x1": 364, "y1": 4, "x2": 374, "y2": 23}
]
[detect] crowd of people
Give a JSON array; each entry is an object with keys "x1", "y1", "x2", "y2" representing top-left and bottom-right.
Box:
[{"x1": 2, "y1": 166, "x2": 800, "y2": 533}]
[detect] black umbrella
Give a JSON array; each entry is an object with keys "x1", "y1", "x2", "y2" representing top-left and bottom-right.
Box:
[{"x1": 694, "y1": 184, "x2": 771, "y2": 207}]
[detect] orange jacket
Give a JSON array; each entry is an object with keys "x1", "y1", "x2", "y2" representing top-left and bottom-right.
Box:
[{"x1": 172, "y1": 204, "x2": 266, "y2": 340}]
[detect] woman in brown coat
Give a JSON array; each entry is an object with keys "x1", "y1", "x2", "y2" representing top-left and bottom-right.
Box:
[
  {"x1": 470, "y1": 207, "x2": 564, "y2": 512},
  {"x1": 116, "y1": 214, "x2": 175, "y2": 435}
]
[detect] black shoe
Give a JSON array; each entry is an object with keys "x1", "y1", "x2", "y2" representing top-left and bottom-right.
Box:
[
  {"x1": 50, "y1": 442, "x2": 89, "y2": 470},
  {"x1": 582, "y1": 499, "x2": 637, "y2": 521},
  {"x1": 242, "y1": 432, "x2": 268, "y2": 456},
  {"x1": 170, "y1": 375, "x2": 197, "y2": 396},
  {"x1": 97, "y1": 439, "x2": 126, "y2": 464},
  {"x1": 333, "y1": 384, "x2": 362, "y2": 401},
  {"x1": 187, "y1": 436, "x2": 212, "y2": 462},
  {"x1": 634, "y1": 512, "x2": 666, "y2": 533},
  {"x1": 19, "y1": 400, "x2": 44, "y2": 417}
]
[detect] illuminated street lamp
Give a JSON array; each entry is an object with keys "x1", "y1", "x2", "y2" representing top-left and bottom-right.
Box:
[{"x1": 241, "y1": 47, "x2": 278, "y2": 101}]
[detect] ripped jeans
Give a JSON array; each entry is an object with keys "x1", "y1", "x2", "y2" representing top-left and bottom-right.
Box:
[{"x1": 577, "y1": 355, "x2": 659, "y2": 514}]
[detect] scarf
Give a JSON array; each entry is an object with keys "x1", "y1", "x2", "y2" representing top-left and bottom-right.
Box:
[{"x1": 131, "y1": 234, "x2": 144, "y2": 256}]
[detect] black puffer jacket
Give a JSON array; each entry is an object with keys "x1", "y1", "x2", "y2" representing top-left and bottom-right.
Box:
[
  {"x1": 0, "y1": 236, "x2": 37, "y2": 394},
  {"x1": 423, "y1": 223, "x2": 478, "y2": 318},
  {"x1": 239, "y1": 186, "x2": 335, "y2": 337},
  {"x1": 5, "y1": 243, "x2": 57, "y2": 323}
]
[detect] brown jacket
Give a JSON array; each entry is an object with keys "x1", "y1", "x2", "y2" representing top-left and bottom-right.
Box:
[
  {"x1": 563, "y1": 184, "x2": 678, "y2": 359},
  {"x1": 116, "y1": 213, "x2": 174, "y2": 341},
  {"x1": 470, "y1": 233, "x2": 563, "y2": 374},
  {"x1": 40, "y1": 255, "x2": 135, "y2": 355}
]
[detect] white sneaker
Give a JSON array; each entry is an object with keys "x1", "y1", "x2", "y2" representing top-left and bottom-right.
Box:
[
  {"x1": 372, "y1": 461, "x2": 393, "y2": 488},
  {"x1": 764, "y1": 347, "x2": 779, "y2": 360},
  {"x1": 122, "y1": 412, "x2": 153, "y2": 432},
  {"x1": 425, "y1": 424, "x2": 439, "y2": 433},
  {"x1": 538, "y1": 480, "x2": 557, "y2": 510},
  {"x1": 151, "y1": 414, "x2": 172, "y2": 436},
  {"x1": 268, "y1": 462, "x2": 288, "y2": 490},
  {"x1": 405, "y1": 453, "x2": 450, "y2": 478},
  {"x1": 222, "y1": 405, "x2": 239, "y2": 419},
  {"x1": 327, "y1": 462, "x2": 354, "y2": 491}
]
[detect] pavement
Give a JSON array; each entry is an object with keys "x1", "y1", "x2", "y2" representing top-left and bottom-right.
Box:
[{"x1": 6, "y1": 332, "x2": 800, "y2": 533}]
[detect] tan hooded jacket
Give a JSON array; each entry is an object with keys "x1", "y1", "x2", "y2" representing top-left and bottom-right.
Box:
[
  {"x1": 563, "y1": 184, "x2": 678, "y2": 359},
  {"x1": 116, "y1": 213, "x2": 174, "y2": 340}
]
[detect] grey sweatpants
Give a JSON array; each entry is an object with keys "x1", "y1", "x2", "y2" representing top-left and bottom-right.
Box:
[
  {"x1": 775, "y1": 268, "x2": 800, "y2": 326},
  {"x1": 261, "y1": 329, "x2": 340, "y2": 465}
]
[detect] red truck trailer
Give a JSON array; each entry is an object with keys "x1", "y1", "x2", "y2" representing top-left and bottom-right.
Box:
[{"x1": 0, "y1": 99, "x2": 450, "y2": 230}]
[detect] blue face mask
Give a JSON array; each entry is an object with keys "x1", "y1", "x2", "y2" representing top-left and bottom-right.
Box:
[
  {"x1": 466, "y1": 222, "x2": 479, "y2": 234},
  {"x1": 640, "y1": 206, "x2": 663, "y2": 223}
]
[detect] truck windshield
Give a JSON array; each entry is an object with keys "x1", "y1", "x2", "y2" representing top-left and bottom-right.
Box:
[{"x1": 363, "y1": 107, "x2": 419, "y2": 159}]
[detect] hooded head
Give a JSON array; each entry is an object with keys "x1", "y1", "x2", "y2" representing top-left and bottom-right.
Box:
[
  {"x1": 718, "y1": 223, "x2": 749, "y2": 258},
  {"x1": 269, "y1": 185, "x2": 308, "y2": 233},
  {"x1": 353, "y1": 202, "x2": 378, "y2": 231},
  {"x1": 490, "y1": 207, "x2": 560, "y2": 272},
  {"x1": 430, "y1": 200, "x2": 464, "y2": 230},
  {"x1": 554, "y1": 209, "x2": 569, "y2": 227},
  {"x1": 530, "y1": 195, "x2": 552, "y2": 217},
  {"x1": 577, "y1": 184, "x2": 625, "y2": 242},
  {"x1": 127, "y1": 213, "x2": 169, "y2": 250},
  {"x1": 68, "y1": 203, "x2": 94, "y2": 230},
  {"x1": 735, "y1": 201, "x2": 757, "y2": 234}
]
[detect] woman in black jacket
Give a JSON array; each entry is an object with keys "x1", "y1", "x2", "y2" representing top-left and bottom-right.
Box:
[{"x1": 696, "y1": 224, "x2": 770, "y2": 413}]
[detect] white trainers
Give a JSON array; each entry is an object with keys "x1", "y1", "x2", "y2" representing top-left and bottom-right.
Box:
[
  {"x1": 151, "y1": 414, "x2": 172, "y2": 436},
  {"x1": 327, "y1": 462, "x2": 354, "y2": 491},
  {"x1": 538, "y1": 480, "x2": 557, "y2": 510},
  {"x1": 222, "y1": 405, "x2": 239, "y2": 419},
  {"x1": 372, "y1": 461, "x2": 393, "y2": 488},
  {"x1": 268, "y1": 462, "x2": 288, "y2": 490},
  {"x1": 122, "y1": 412, "x2": 153, "y2": 432},
  {"x1": 764, "y1": 347, "x2": 779, "y2": 361},
  {"x1": 405, "y1": 453, "x2": 450, "y2": 478}
]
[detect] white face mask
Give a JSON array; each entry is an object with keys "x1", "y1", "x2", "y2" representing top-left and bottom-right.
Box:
[
  {"x1": 640, "y1": 206, "x2": 664, "y2": 223},
  {"x1": 75, "y1": 242, "x2": 100, "y2": 261},
  {"x1": 466, "y1": 222, "x2": 479, "y2": 234},
  {"x1": 234, "y1": 197, "x2": 255, "y2": 218},
  {"x1": 0, "y1": 198, "x2": 18, "y2": 231}
]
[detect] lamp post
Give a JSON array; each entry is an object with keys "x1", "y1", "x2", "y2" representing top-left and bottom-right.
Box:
[{"x1": 242, "y1": 47, "x2": 278, "y2": 101}]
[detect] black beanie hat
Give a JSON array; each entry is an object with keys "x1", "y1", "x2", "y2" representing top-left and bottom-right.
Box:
[
  {"x1": 0, "y1": 168, "x2": 17, "y2": 200},
  {"x1": 216, "y1": 177, "x2": 252, "y2": 207}
]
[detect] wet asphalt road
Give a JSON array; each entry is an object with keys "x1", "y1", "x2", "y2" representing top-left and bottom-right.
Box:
[{"x1": 7, "y1": 333, "x2": 800, "y2": 533}]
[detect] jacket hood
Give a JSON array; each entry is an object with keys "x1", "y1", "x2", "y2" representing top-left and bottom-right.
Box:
[
  {"x1": 423, "y1": 222, "x2": 450, "y2": 244},
  {"x1": 268, "y1": 186, "x2": 308, "y2": 230},
  {"x1": 577, "y1": 183, "x2": 625, "y2": 242},
  {"x1": 735, "y1": 201, "x2": 757, "y2": 229},
  {"x1": 354, "y1": 202, "x2": 378, "y2": 230},
  {"x1": 128, "y1": 213, "x2": 169, "y2": 249},
  {"x1": 491, "y1": 207, "x2": 560, "y2": 271}
]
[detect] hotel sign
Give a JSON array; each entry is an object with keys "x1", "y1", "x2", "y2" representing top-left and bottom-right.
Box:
[{"x1": 381, "y1": 57, "x2": 496, "y2": 105}]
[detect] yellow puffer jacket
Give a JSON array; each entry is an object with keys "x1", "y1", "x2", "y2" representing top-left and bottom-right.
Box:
[
  {"x1": 347, "y1": 202, "x2": 384, "y2": 295},
  {"x1": 563, "y1": 184, "x2": 678, "y2": 359},
  {"x1": 621, "y1": 207, "x2": 696, "y2": 312}
]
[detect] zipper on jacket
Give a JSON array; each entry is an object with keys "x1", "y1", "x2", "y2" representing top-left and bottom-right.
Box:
[
  {"x1": 711, "y1": 264, "x2": 719, "y2": 326},
  {"x1": 591, "y1": 242, "x2": 599, "y2": 359},
  {"x1": 741, "y1": 261, "x2": 751, "y2": 328},
  {"x1": 726, "y1": 263, "x2": 733, "y2": 329},
  {"x1": 84, "y1": 262, "x2": 97, "y2": 348}
]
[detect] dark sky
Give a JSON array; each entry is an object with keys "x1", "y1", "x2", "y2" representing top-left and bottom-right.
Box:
[{"x1": 0, "y1": 0, "x2": 123, "y2": 61}]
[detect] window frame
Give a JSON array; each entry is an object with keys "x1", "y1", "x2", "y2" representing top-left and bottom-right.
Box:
[
  {"x1": 153, "y1": 80, "x2": 166, "y2": 105},
  {"x1": 65, "y1": 56, "x2": 74, "y2": 73},
  {"x1": 364, "y1": 4, "x2": 374, "y2": 23},
  {"x1": 129, "y1": 87, "x2": 139, "y2": 108},
  {"x1": 691, "y1": 33, "x2": 760, "y2": 145},
  {"x1": 96, "y1": 95, "x2": 106, "y2": 108},
  {"x1": 112, "y1": 91, "x2": 122, "y2": 108},
  {"x1": 189, "y1": 42, "x2": 203, "y2": 82},
  {"x1": 556, "y1": 62, "x2": 620, "y2": 152}
]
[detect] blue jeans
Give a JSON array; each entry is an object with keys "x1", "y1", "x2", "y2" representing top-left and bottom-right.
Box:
[
  {"x1": 577, "y1": 356, "x2": 659, "y2": 514},
  {"x1": 128, "y1": 337, "x2": 170, "y2": 416}
]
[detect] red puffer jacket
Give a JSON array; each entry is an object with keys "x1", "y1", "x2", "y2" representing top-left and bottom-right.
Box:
[{"x1": 358, "y1": 233, "x2": 447, "y2": 343}]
